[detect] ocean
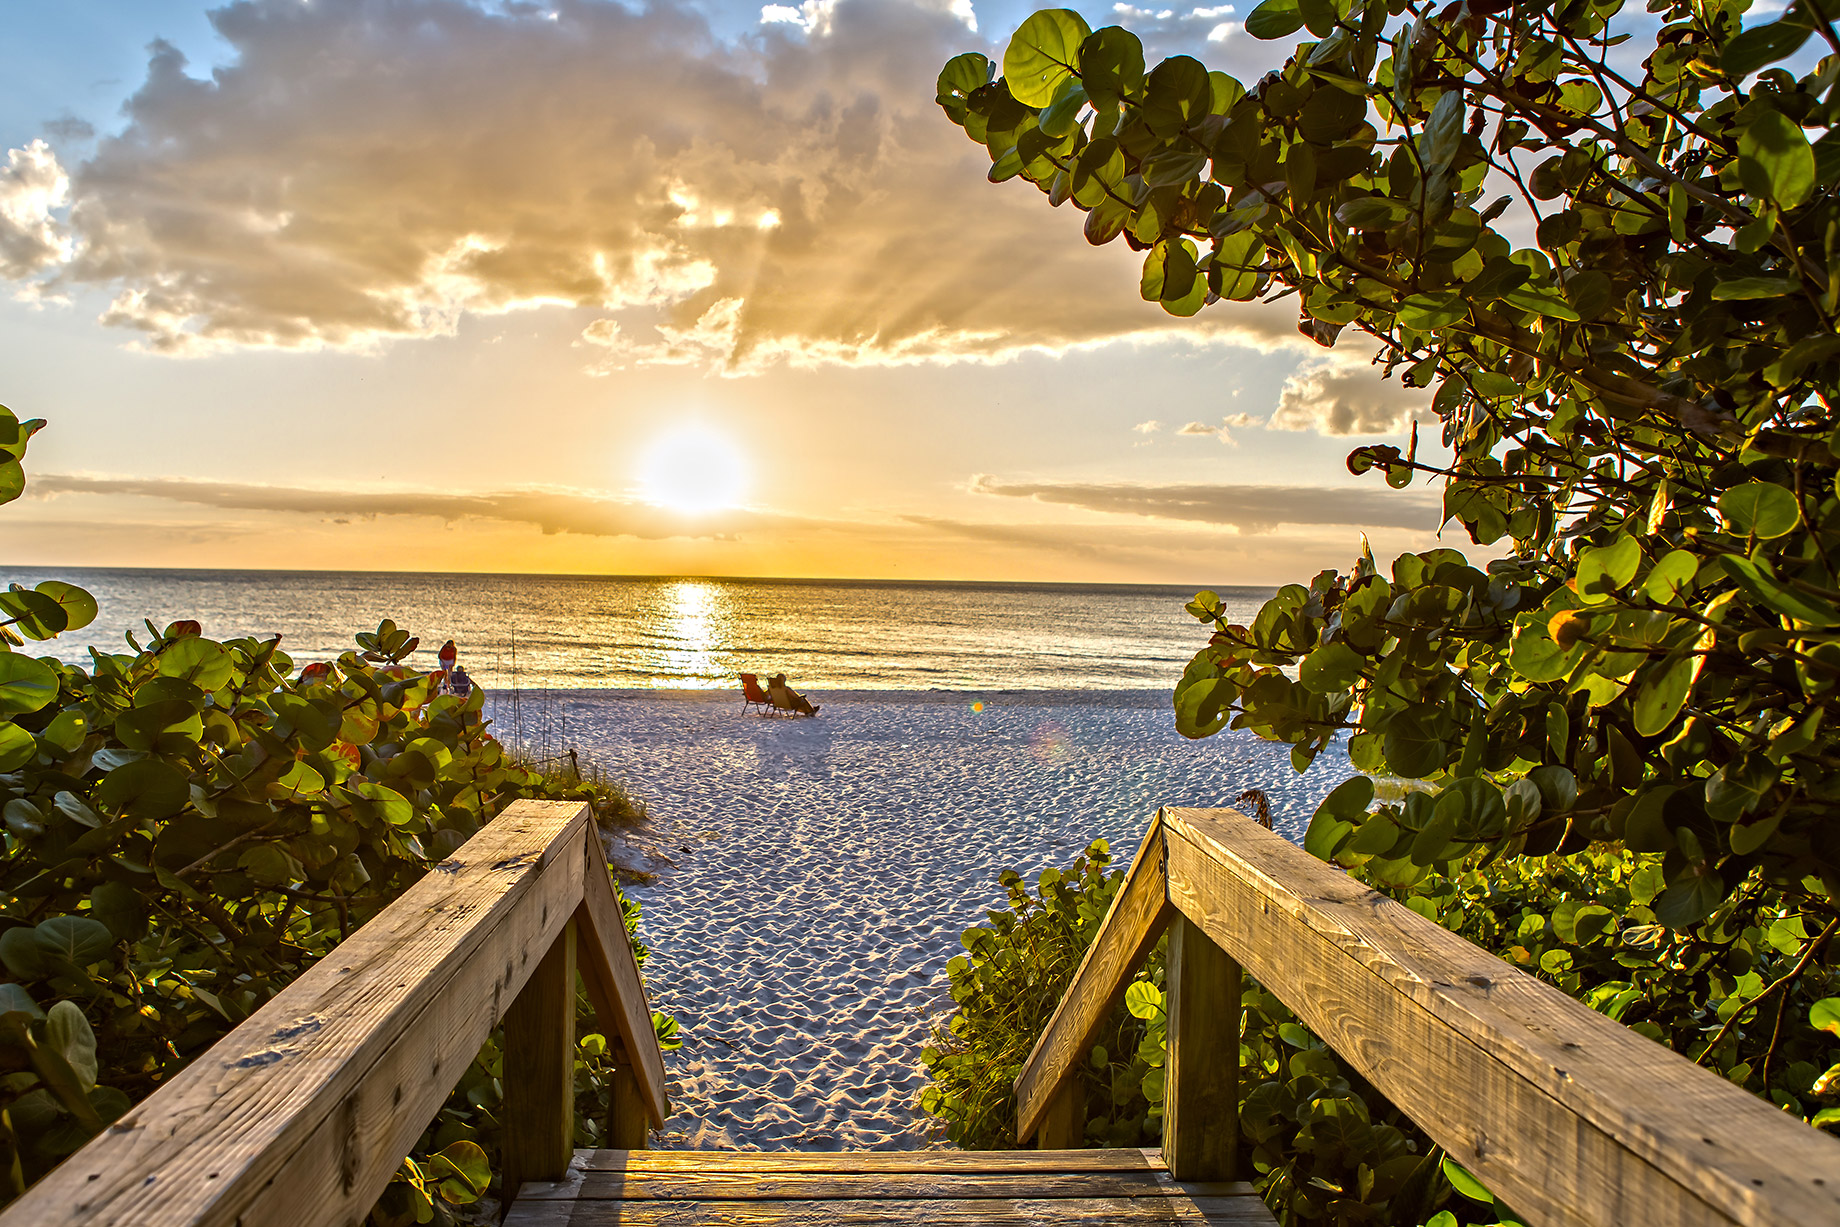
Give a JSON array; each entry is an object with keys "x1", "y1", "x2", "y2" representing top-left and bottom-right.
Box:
[{"x1": 0, "y1": 568, "x2": 1275, "y2": 692}]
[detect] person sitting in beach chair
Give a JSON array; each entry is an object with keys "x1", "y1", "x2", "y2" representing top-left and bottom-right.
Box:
[
  {"x1": 739, "y1": 672, "x2": 773, "y2": 715},
  {"x1": 767, "y1": 673, "x2": 820, "y2": 717}
]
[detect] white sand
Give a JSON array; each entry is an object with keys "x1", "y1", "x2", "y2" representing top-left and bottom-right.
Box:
[{"x1": 536, "y1": 689, "x2": 1352, "y2": 1150}]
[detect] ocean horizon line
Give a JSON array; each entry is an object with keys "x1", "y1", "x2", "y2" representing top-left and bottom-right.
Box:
[{"x1": 0, "y1": 563, "x2": 1276, "y2": 594}]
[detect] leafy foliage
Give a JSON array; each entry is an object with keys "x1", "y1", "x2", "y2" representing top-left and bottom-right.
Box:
[
  {"x1": 0, "y1": 407, "x2": 674, "y2": 1217},
  {"x1": 946, "y1": 0, "x2": 1840, "y2": 933}
]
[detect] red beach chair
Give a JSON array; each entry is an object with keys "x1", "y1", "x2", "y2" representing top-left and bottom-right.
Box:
[{"x1": 739, "y1": 673, "x2": 772, "y2": 715}]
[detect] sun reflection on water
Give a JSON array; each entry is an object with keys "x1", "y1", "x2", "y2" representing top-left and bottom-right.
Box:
[{"x1": 640, "y1": 579, "x2": 733, "y2": 686}]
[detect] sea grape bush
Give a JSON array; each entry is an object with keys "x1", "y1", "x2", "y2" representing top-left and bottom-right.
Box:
[
  {"x1": 936, "y1": 0, "x2": 1840, "y2": 1188},
  {"x1": 0, "y1": 407, "x2": 674, "y2": 1217},
  {"x1": 924, "y1": 844, "x2": 1840, "y2": 1225},
  {"x1": 943, "y1": 0, "x2": 1840, "y2": 930}
]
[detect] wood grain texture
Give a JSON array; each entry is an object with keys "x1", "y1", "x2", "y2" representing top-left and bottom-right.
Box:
[
  {"x1": 1037, "y1": 1080, "x2": 1086, "y2": 1150},
  {"x1": 1014, "y1": 816, "x2": 1175, "y2": 1141},
  {"x1": 1160, "y1": 806, "x2": 1840, "y2": 1227},
  {"x1": 570, "y1": 1148, "x2": 1165, "y2": 1173},
  {"x1": 503, "y1": 1196, "x2": 1272, "y2": 1225},
  {"x1": 0, "y1": 799, "x2": 592, "y2": 1227},
  {"x1": 575, "y1": 829, "x2": 669, "y2": 1128},
  {"x1": 504, "y1": 920, "x2": 579, "y2": 1195},
  {"x1": 606, "y1": 1066, "x2": 649, "y2": 1149},
  {"x1": 519, "y1": 1171, "x2": 1256, "y2": 1201},
  {"x1": 1163, "y1": 914, "x2": 1239, "y2": 1183}
]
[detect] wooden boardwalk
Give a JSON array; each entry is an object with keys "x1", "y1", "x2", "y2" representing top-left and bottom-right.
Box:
[
  {"x1": 5, "y1": 801, "x2": 1837, "y2": 1227},
  {"x1": 504, "y1": 1148, "x2": 1274, "y2": 1225}
]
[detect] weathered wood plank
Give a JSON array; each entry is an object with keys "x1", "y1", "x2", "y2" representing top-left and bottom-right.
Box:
[
  {"x1": 516, "y1": 1169, "x2": 1258, "y2": 1201},
  {"x1": 1160, "y1": 806, "x2": 1840, "y2": 1227},
  {"x1": 504, "y1": 920, "x2": 579, "y2": 1195},
  {"x1": 575, "y1": 829, "x2": 669, "y2": 1128},
  {"x1": 1163, "y1": 914, "x2": 1239, "y2": 1182},
  {"x1": 0, "y1": 800, "x2": 593, "y2": 1227},
  {"x1": 1014, "y1": 816, "x2": 1174, "y2": 1141},
  {"x1": 503, "y1": 1195, "x2": 1274, "y2": 1226},
  {"x1": 569, "y1": 1148, "x2": 1165, "y2": 1174}
]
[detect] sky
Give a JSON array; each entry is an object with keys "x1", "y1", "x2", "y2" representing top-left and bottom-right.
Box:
[{"x1": 0, "y1": 0, "x2": 1450, "y2": 584}]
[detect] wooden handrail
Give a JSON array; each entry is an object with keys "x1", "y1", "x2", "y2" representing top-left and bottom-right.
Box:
[
  {"x1": 1013, "y1": 805, "x2": 1840, "y2": 1227},
  {"x1": 0, "y1": 799, "x2": 670, "y2": 1227}
]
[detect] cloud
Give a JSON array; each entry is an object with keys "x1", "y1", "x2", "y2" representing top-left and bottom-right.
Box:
[
  {"x1": 1174, "y1": 412, "x2": 1263, "y2": 444},
  {"x1": 1133, "y1": 420, "x2": 1161, "y2": 433},
  {"x1": 0, "y1": 0, "x2": 1297, "y2": 370},
  {"x1": 1268, "y1": 355, "x2": 1426, "y2": 436},
  {"x1": 969, "y1": 474, "x2": 1441, "y2": 534},
  {"x1": 0, "y1": 141, "x2": 72, "y2": 279},
  {"x1": 26, "y1": 472, "x2": 815, "y2": 540}
]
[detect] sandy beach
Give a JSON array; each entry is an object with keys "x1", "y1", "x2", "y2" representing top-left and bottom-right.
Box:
[{"x1": 524, "y1": 688, "x2": 1353, "y2": 1150}]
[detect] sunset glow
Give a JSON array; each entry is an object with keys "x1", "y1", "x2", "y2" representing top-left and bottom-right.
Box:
[{"x1": 638, "y1": 427, "x2": 749, "y2": 515}]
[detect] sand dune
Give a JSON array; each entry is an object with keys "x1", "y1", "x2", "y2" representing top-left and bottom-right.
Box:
[{"x1": 523, "y1": 689, "x2": 1352, "y2": 1149}]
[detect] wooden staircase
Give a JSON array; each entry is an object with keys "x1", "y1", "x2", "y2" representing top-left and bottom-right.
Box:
[
  {"x1": 505, "y1": 1148, "x2": 1272, "y2": 1225},
  {"x1": 4, "y1": 800, "x2": 1836, "y2": 1227}
]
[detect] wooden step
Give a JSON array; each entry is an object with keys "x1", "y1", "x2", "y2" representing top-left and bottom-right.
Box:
[{"x1": 504, "y1": 1148, "x2": 1276, "y2": 1225}]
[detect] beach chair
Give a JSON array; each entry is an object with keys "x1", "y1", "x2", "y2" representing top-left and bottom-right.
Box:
[
  {"x1": 768, "y1": 674, "x2": 820, "y2": 717},
  {"x1": 739, "y1": 673, "x2": 772, "y2": 715}
]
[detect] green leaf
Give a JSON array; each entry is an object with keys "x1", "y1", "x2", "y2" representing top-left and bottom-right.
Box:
[
  {"x1": 1442, "y1": 1157, "x2": 1492, "y2": 1203},
  {"x1": 1140, "y1": 55, "x2": 1212, "y2": 135},
  {"x1": 1299, "y1": 642, "x2": 1364, "y2": 692},
  {"x1": 1124, "y1": 980, "x2": 1164, "y2": 1020},
  {"x1": 0, "y1": 652, "x2": 57, "y2": 716},
  {"x1": 1634, "y1": 651, "x2": 1704, "y2": 737},
  {"x1": 1003, "y1": 9, "x2": 1091, "y2": 107},
  {"x1": 428, "y1": 1140, "x2": 492, "y2": 1205},
  {"x1": 156, "y1": 636, "x2": 234, "y2": 690},
  {"x1": 45, "y1": 1001, "x2": 98, "y2": 1090},
  {"x1": 1501, "y1": 286, "x2": 1581, "y2": 320},
  {"x1": 1077, "y1": 26, "x2": 1145, "y2": 105},
  {"x1": 0, "y1": 721, "x2": 35, "y2": 772},
  {"x1": 34, "y1": 916, "x2": 115, "y2": 966},
  {"x1": 1711, "y1": 276, "x2": 1802, "y2": 300},
  {"x1": 935, "y1": 52, "x2": 992, "y2": 124},
  {"x1": 1719, "y1": 482, "x2": 1799, "y2": 538},
  {"x1": 1576, "y1": 535, "x2": 1641, "y2": 602},
  {"x1": 95, "y1": 757, "x2": 190, "y2": 819},
  {"x1": 1245, "y1": 0, "x2": 1305, "y2": 39},
  {"x1": 0, "y1": 982, "x2": 42, "y2": 1021},
  {"x1": 1739, "y1": 110, "x2": 1816, "y2": 209},
  {"x1": 1722, "y1": 554, "x2": 1840, "y2": 623},
  {"x1": 0, "y1": 459, "x2": 22, "y2": 506},
  {"x1": 1643, "y1": 550, "x2": 1698, "y2": 603},
  {"x1": 1721, "y1": 19, "x2": 1812, "y2": 79},
  {"x1": 1812, "y1": 998, "x2": 1840, "y2": 1036}
]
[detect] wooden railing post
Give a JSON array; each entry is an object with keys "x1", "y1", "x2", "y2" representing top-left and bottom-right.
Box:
[
  {"x1": 502, "y1": 918, "x2": 578, "y2": 1201},
  {"x1": 1163, "y1": 913, "x2": 1240, "y2": 1181},
  {"x1": 1037, "y1": 1080, "x2": 1086, "y2": 1150},
  {"x1": 607, "y1": 1063, "x2": 649, "y2": 1149}
]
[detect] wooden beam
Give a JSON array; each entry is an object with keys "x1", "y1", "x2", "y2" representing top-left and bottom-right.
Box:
[
  {"x1": 503, "y1": 919, "x2": 578, "y2": 1199},
  {"x1": 0, "y1": 800, "x2": 592, "y2": 1227},
  {"x1": 1160, "y1": 806, "x2": 1840, "y2": 1227},
  {"x1": 1013, "y1": 817, "x2": 1175, "y2": 1142},
  {"x1": 574, "y1": 829, "x2": 669, "y2": 1128},
  {"x1": 1036, "y1": 1081, "x2": 1086, "y2": 1150},
  {"x1": 1162, "y1": 914, "x2": 1239, "y2": 1182},
  {"x1": 606, "y1": 1066, "x2": 649, "y2": 1149},
  {"x1": 569, "y1": 1149, "x2": 1166, "y2": 1173},
  {"x1": 514, "y1": 1169, "x2": 1256, "y2": 1201}
]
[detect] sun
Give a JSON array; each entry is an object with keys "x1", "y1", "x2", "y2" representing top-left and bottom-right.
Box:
[{"x1": 637, "y1": 425, "x2": 750, "y2": 514}]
